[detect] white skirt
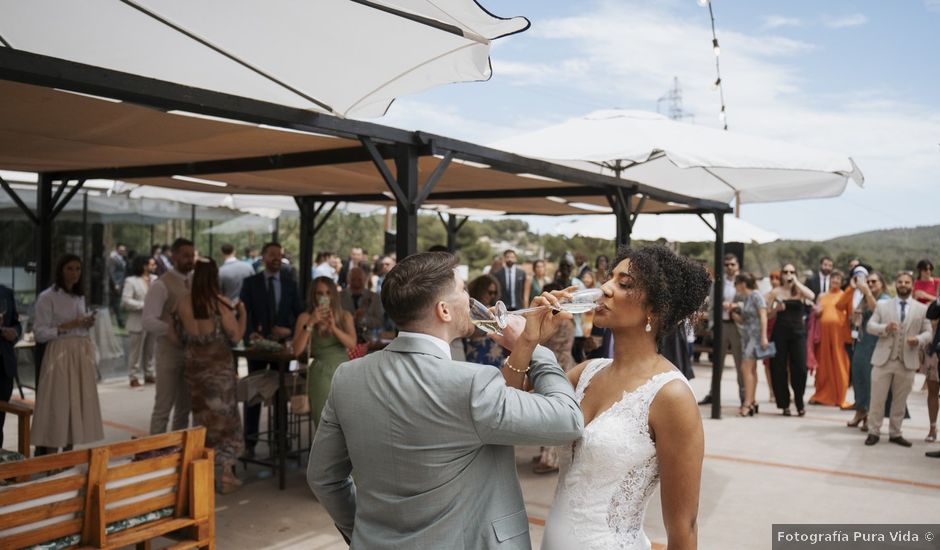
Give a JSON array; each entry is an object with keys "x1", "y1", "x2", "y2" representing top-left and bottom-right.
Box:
[{"x1": 32, "y1": 336, "x2": 105, "y2": 448}]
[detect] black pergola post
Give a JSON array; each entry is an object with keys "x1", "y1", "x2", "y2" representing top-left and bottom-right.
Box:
[
  {"x1": 437, "y1": 212, "x2": 468, "y2": 253},
  {"x1": 296, "y1": 196, "x2": 316, "y2": 301},
  {"x1": 36, "y1": 174, "x2": 55, "y2": 293},
  {"x1": 606, "y1": 186, "x2": 636, "y2": 250},
  {"x1": 189, "y1": 204, "x2": 196, "y2": 245},
  {"x1": 295, "y1": 196, "x2": 339, "y2": 300},
  {"x1": 710, "y1": 211, "x2": 725, "y2": 420},
  {"x1": 394, "y1": 145, "x2": 419, "y2": 260}
]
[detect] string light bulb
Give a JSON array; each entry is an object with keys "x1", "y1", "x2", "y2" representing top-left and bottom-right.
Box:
[
  {"x1": 712, "y1": 38, "x2": 720, "y2": 56},
  {"x1": 719, "y1": 105, "x2": 726, "y2": 122},
  {"x1": 712, "y1": 77, "x2": 721, "y2": 90},
  {"x1": 697, "y1": 0, "x2": 709, "y2": 6}
]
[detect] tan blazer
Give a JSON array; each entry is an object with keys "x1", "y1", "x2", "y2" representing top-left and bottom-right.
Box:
[
  {"x1": 121, "y1": 275, "x2": 150, "y2": 333},
  {"x1": 866, "y1": 297, "x2": 932, "y2": 369}
]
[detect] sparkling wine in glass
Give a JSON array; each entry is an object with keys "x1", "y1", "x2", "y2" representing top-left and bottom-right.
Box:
[{"x1": 470, "y1": 298, "x2": 505, "y2": 335}]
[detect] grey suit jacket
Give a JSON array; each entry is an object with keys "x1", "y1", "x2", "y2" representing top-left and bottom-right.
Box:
[
  {"x1": 308, "y1": 335, "x2": 583, "y2": 549},
  {"x1": 867, "y1": 298, "x2": 932, "y2": 369}
]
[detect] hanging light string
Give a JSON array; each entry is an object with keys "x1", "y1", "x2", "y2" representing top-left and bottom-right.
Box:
[{"x1": 701, "y1": 0, "x2": 728, "y2": 130}]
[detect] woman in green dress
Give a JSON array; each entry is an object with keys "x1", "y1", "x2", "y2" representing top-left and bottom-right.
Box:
[{"x1": 292, "y1": 276, "x2": 357, "y2": 428}]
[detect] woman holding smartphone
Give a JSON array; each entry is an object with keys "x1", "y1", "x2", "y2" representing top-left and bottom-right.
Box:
[
  {"x1": 767, "y1": 263, "x2": 815, "y2": 416},
  {"x1": 292, "y1": 276, "x2": 356, "y2": 428},
  {"x1": 32, "y1": 254, "x2": 104, "y2": 454}
]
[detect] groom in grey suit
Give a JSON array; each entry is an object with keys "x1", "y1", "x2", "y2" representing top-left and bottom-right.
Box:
[{"x1": 308, "y1": 251, "x2": 583, "y2": 548}]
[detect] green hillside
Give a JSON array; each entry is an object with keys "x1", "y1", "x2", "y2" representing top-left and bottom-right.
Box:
[{"x1": 744, "y1": 224, "x2": 940, "y2": 277}]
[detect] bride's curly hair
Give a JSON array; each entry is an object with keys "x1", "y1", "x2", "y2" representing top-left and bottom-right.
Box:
[{"x1": 614, "y1": 245, "x2": 711, "y2": 337}]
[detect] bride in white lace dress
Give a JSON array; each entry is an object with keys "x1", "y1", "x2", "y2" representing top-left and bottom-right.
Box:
[{"x1": 535, "y1": 246, "x2": 708, "y2": 550}]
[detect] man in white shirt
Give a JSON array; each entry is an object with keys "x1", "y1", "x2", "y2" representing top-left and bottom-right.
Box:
[
  {"x1": 312, "y1": 251, "x2": 338, "y2": 283},
  {"x1": 142, "y1": 238, "x2": 195, "y2": 434},
  {"x1": 218, "y1": 243, "x2": 255, "y2": 302}
]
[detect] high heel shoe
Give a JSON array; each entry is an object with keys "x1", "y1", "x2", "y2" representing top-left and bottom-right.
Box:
[
  {"x1": 738, "y1": 406, "x2": 749, "y2": 417},
  {"x1": 847, "y1": 412, "x2": 867, "y2": 428},
  {"x1": 926, "y1": 424, "x2": 937, "y2": 443}
]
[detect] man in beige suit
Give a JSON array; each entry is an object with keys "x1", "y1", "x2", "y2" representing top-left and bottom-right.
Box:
[
  {"x1": 865, "y1": 271, "x2": 933, "y2": 447},
  {"x1": 142, "y1": 238, "x2": 194, "y2": 434}
]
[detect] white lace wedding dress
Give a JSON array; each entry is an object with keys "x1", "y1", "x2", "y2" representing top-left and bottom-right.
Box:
[{"x1": 542, "y1": 359, "x2": 689, "y2": 550}]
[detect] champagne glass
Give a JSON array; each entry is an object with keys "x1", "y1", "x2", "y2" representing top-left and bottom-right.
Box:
[
  {"x1": 494, "y1": 288, "x2": 604, "y2": 326},
  {"x1": 470, "y1": 298, "x2": 505, "y2": 335}
]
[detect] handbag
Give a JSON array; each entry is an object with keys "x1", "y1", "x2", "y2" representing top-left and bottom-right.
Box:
[
  {"x1": 288, "y1": 371, "x2": 310, "y2": 415},
  {"x1": 755, "y1": 342, "x2": 777, "y2": 359}
]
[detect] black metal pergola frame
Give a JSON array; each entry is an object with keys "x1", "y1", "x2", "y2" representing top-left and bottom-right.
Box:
[{"x1": 0, "y1": 47, "x2": 733, "y2": 418}]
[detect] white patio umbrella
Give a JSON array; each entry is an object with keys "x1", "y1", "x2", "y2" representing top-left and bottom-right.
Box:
[
  {"x1": 125, "y1": 185, "x2": 382, "y2": 218},
  {"x1": 490, "y1": 110, "x2": 863, "y2": 205},
  {"x1": 0, "y1": 0, "x2": 529, "y2": 118},
  {"x1": 555, "y1": 214, "x2": 780, "y2": 244},
  {"x1": 202, "y1": 213, "x2": 275, "y2": 235}
]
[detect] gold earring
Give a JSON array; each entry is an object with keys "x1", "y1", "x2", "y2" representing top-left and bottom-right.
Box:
[{"x1": 645, "y1": 316, "x2": 652, "y2": 333}]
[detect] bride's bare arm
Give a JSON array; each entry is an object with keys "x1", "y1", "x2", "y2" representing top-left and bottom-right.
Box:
[{"x1": 649, "y1": 380, "x2": 704, "y2": 550}]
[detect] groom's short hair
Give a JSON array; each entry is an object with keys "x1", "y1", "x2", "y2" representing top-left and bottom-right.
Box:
[{"x1": 382, "y1": 251, "x2": 459, "y2": 328}]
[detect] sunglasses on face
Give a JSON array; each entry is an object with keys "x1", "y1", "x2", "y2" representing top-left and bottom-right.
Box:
[
  {"x1": 782, "y1": 270, "x2": 796, "y2": 274},
  {"x1": 866, "y1": 279, "x2": 878, "y2": 285}
]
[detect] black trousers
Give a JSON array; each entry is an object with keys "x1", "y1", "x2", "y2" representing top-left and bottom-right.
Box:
[
  {"x1": 771, "y1": 329, "x2": 807, "y2": 410},
  {"x1": 243, "y1": 359, "x2": 275, "y2": 450},
  {"x1": 0, "y1": 372, "x2": 12, "y2": 449}
]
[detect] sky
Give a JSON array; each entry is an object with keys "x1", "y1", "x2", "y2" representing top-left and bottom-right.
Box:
[{"x1": 375, "y1": 0, "x2": 940, "y2": 241}]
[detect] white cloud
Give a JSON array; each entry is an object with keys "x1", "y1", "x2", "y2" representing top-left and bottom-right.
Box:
[
  {"x1": 385, "y1": 1, "x2": 940, "y2": 240},
  {"x1": 822, "y1": 14, "x2": 868, "y2": 28},
  {"x1": 762, "y1": 15, "x2": 803, "y2": 29},
  {"x1": 925, "y1": 0, "x2": 940, "y2": 12}
]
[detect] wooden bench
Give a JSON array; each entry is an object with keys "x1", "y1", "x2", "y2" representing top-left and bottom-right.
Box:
[
  {"x1": 0, "y1": 428, "x2": 214, "y2": 549},
  {"x1": 0, "y1": 400, "x2": 32, "y2": 459}
]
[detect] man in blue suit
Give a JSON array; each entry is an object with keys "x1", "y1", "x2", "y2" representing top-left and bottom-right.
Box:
[
  {"x1": 0, "y1": 284, "x2": 23, "y2": 449},
  {"x1": 239, "y1": 242, "x2": 304, "y2": 456}
]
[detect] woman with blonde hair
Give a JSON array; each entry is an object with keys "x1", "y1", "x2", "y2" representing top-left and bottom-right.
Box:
[{"x1": 292, "y1": 276, "x2": 357, "y2": 428}]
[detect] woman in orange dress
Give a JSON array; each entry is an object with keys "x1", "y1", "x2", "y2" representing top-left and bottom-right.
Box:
[{"x1": 810, "y1": 270, "x2": 854, "y2": 407}]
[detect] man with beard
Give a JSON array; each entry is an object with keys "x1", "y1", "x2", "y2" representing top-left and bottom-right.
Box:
[
  {"x1": 240, "y1": 242, "x2": 303, "y2": 456},
  {"x1": 493, "y1": 249, "x2": 526, "y2": 311},
  {"x1": 143, "y1": 238, "x2": 195, "y2": 434},
  {"x1": 698, "y1": 253, "x2": 744, "y2": 407},
  {"x1": 806, "y1": 256, "x2": 834, "y2": 302},
  {"x1": 864, "y1": 272, "x2": 933, "y2": 447}
]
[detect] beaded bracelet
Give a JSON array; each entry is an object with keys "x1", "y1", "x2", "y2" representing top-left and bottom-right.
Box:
[{"x1": 503, "y1": 358, "x2": 530, "y2": 375}]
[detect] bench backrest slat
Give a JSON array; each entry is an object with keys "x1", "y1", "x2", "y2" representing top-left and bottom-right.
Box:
[
  {"x1": 106, "y1": 492, "x2": 178, "y2": 525},
  {"x1": 0, "y1": 517, "x2": 83, "y2": 550},
  {"x1": 0, "y1": 495, "x2": 84, "y2": 531},
  {"x1": 108, "y1": 453, "x2": 181, "y2": 482},
  {"x1": 106, "y1": 472, "x2": 178, "y2": 504},
  {"x1": 0, "y1": 473, "x2": 84, "y2": 507}
]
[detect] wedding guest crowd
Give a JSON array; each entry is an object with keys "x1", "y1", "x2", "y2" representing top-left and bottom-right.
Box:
[{"x1": 20, "y1": 234, "x2": 940, "y2": 479}]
